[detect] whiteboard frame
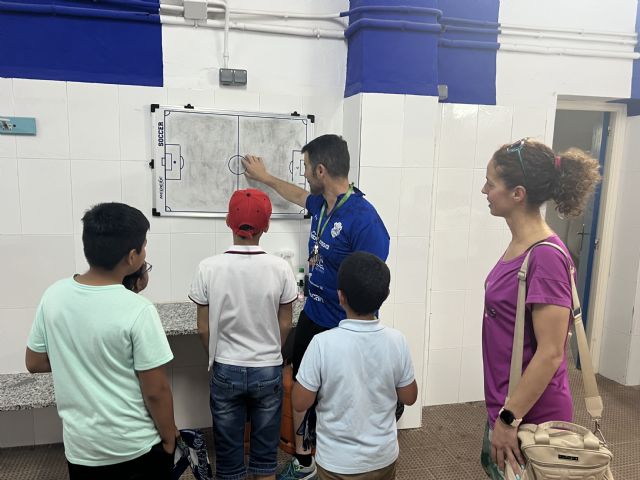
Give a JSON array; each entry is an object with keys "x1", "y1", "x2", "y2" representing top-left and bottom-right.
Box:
[{"x1": 150, "y1": 104, "x2": 314, "y2": 218}]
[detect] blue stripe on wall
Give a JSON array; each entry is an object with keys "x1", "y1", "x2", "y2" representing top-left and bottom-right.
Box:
[
  {"x1": 438, "y1": 0, "x2": 499, "y2": 105},
  {"x1": 344, "y1": 0, "x2": 499, "y2": 105},
  {"x1": 437, "y1": 0, "x2": 498, "y2": 22},
  {"x1": 344, "y1": 0, "x2": 442, "y2": 98},
  {"x1": 629, "y1": 1, "x2": 640, "y2": 115},
  {"x1": 0, "y1": 0, "x2": 163, "y2": 87}
]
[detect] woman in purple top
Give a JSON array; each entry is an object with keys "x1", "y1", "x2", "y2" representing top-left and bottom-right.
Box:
[{"x1": 479, "y1": 138, "x2": 600, "y2": 479}]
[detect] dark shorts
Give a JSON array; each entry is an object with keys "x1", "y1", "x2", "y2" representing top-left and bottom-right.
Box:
[
  {"x1": 292, "y1": 310, "x2": 330, "y2": 380},
  {"x1": 67, "y1": 442, "x2": 173, "y2": 480},
  {"x1": 210, "y1": 362, "x2": 283, "y2": 480}
]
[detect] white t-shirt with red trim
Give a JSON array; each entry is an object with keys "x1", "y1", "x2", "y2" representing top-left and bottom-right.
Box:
[{"x1": 189, "y1": 245, "x2": 297, "y2": 369}]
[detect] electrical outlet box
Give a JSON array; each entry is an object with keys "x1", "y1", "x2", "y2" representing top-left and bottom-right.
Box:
[
  {"x1": 183, "y1": 0, "x2": 208, "y2": 20},
  {"x1": 233, "y1": 69, "x2": 247, "y2": 85},
  {"x1": 219, "y1": 68, "x2": 248, "y2": 86},
  {"x1": 437, "y1": 84, "x2": 448, "y2": 102},
  {"x1": 0, "y1": 116, "x2": 37, "y2": 135},
  {"x1": 219, "y1": 68, "x2": 234, "y2": 85}
]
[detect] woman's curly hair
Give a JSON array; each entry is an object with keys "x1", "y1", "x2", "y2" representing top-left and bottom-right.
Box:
[{"x1": 492, "y1": 139, "x2": 601, "y2": 217}]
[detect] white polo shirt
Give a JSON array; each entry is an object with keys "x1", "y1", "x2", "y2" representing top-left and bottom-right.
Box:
[
  {"x1": 189, "y1": 245, "x2": 297, "y2": 369},
  {"x1": 296, "y1": 319, "x2": 415, "y2": 474}
]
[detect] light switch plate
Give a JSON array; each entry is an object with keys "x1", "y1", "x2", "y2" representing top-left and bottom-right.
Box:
[
  {"x1": 0, "y1": 116, "x2": 37, "y2": 135},
  {"x1": 219, "y1": 68, "x2": 247, "y2": 86}
]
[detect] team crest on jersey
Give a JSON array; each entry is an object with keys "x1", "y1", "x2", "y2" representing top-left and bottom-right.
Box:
[{"x1": 331, "y1": 222, "x2": 343, "y2": 238}]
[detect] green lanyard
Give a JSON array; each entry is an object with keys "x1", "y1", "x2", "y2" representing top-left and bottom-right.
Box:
[{"x1": 316, "y1": 184, "x2": 354, "y2": 240}]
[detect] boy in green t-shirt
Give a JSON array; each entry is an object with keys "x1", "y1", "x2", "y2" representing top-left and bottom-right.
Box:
[{"x1": 26, "y1": 202, "x2": 177, "y2": 480}]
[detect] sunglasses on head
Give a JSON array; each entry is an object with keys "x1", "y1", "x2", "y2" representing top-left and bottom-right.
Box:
[{"x1": 506, "y1": 137, "x2": 529, "y2": 183}]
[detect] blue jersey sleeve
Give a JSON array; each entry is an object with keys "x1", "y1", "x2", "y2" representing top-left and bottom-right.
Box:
[
  {"x1": 351, "y1": 212, "x2": 390, "y2": 262},
  {"x1": 305, "y1": 194, "x2": 324, "y2": 216}
]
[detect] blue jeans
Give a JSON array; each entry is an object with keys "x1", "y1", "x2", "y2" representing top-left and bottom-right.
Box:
[{"x1": 210, "y1": 362, "x2": 283, "y2": 480}]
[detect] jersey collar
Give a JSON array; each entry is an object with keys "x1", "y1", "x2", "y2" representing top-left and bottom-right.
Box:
[
  {"x1": 338, "y1": 318, "x2": 385, "y2": 332},
  {"x1": 330, "y1": 186, "x2": 364, "y2": 202},
  {"x1": 225, "y1": 245, "x2": 266, "y2": 255}
]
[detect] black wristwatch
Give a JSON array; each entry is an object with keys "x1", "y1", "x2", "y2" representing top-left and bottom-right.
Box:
[{"x1": 499, "y1": 407, "x2": 522, "y2": 428}]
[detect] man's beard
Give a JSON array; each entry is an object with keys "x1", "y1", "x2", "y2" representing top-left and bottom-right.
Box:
[{"x1": 308, "y1": 180, "x2": 323, "y2": 195}]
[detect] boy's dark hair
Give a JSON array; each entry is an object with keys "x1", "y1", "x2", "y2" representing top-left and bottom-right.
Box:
[
  {"x1": 82, "y1": 203, "x2": 150, "y2": 270},
  {"x1": 337, "y1": 252, "x2": 390, "y2": 315},
  {"x1": 301, "y1": 134, "x2": 350, "y2": 178}
]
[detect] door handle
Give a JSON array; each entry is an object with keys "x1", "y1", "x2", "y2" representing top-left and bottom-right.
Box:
[{"x1": 576, "y1": 224, "x2": 589, "y2": 252}]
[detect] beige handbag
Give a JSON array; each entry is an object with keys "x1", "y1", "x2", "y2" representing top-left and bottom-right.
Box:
[{"x1": 505, "y1": 242, "x2": 613, "y2": 480}]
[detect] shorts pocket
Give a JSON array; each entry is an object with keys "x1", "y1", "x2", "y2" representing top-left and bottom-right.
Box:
[
  {"x1": 212, "y1": 374, "x2": 234, "y2": 391},
  {"x1": 257, "y1": 371, "x2": 282, "y2": 393},
  {"x1": 211, "y1": 365, "x2": 234, "y2": 391}
]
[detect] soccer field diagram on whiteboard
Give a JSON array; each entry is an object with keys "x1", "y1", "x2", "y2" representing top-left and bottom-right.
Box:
[{"x1": 151, "y1": 105, "x2": 314, "y2": 217}]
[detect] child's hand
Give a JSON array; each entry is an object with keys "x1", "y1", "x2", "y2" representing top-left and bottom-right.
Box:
[
  {"x1": 162, "y1": 427, "x2": 180, "y2": 454},
  {"x1": 162, "y1": 436, "x2": 176, "y2": 455}
]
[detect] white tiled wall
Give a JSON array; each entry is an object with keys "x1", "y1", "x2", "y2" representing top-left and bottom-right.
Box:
[
  {"x1": 0, "y1": 13, "x2": 350, "y2": 442},
  {"x1": 0, "y1": 308, "x2": 36, "y2": 375},
  {"x1": 13, "y1": 79, "x2": 69, "y2": 159},
  {"x1": 0, "y1": 157, "x2": 21, "y2": 233},
  {"x1": 346, "y1": 95, "x2": 551, "y2": 417},
  {"x1": 349, "y1": 93, "x2": 438, "y2": 428},
  {"x1": 360, "y1": 94, "x2": 405, "y2": 169},
  {"x1": 71, "y1": 160, "x2": 123, "y2": 233},
  {"x1": 19, "y1": 158, "x2": 74, "y2": 234},
  {"x1": 438, "y1": 104, "x2": 478, "y2": 170},
  {"x1": 0, "y1": 72, "x2": 345, "y2": 377},
  {"x1": 359, "y1": 167, "x2": 402, "y2": 237},
  {"x1": 423, "y1": 102, "x2": 548, "y2": 407},
  {"x1": 68, "y1": 83, "x2": 120, "y2": 161},
  {"x1": 0, "y1": 78, "x2": 16, "y2": 160}
]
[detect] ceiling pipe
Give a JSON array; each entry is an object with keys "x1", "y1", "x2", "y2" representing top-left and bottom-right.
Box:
[{"x1": 160, "y1": 15, "x2": 345, "y2": 40}]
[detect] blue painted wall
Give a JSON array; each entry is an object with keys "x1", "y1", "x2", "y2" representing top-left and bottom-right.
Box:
[
  {"x1": 0, "y1": 0, "x2": 163, "y2": 87},
  {"x1": 344, "y1": 0, "x2": 442, "y2": 98},
  {"x1": 437, "y1": 0, "x2": 499, "y2": 105},
  {"x1": 629, "y1": 0, "x2": 640, "y2": 115},
  {"x1": 344, "y1": 0, "x2": 500, "y2": 105}
]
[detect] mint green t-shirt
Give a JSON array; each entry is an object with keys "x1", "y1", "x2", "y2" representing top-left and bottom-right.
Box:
[{"x1": 27, "y1": 278, "x2": 174, "y2": 466}]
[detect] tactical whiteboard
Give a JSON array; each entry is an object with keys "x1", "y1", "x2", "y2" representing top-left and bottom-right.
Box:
[{"x1": 151, "y1": 105, "x2": 314, "y2": 218}]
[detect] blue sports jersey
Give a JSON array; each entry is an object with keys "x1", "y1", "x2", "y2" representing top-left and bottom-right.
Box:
[{"x1": 304, "y1": 188, "x2": 390, "y2": 328}]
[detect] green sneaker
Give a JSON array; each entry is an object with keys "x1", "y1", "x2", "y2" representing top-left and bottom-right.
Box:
[{"x1": 276, "y1": 457, "x2": 317, "y2": 480}]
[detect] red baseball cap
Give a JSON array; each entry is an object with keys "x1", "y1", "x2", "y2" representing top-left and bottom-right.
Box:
[{"x1": 227, "y1": 189, "x2": 272, "y2": 238}]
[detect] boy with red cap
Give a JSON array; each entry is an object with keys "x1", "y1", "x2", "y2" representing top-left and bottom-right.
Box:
[{"x1": 189, "y1": 189, "x2": 297, "y2": 480}]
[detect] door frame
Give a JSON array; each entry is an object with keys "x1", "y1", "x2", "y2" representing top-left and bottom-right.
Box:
[{"x1": 555, "y1": 99, "x2": 626, "y2": 372}]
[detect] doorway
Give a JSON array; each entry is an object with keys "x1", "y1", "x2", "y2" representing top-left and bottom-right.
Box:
[{"x1": 547, "y1": 109, "x2": 608, "y2": 367}]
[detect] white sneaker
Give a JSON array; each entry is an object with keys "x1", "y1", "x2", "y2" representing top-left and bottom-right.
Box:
[{"x1": 276, "y1": 456, "x2": 317, "y2": 480}]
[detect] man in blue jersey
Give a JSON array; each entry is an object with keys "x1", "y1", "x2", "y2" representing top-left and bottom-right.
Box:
[{"x1": 243, "y1": 134, "x2": 390, "y2": 480}]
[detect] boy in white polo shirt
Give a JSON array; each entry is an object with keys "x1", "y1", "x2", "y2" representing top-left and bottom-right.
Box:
[
  {"x1": 189, "y1": 189, "x2": 297, "y2": 480},
  {"x1": 293, "y1": 252, "x2": 418, "y2": 480}
]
